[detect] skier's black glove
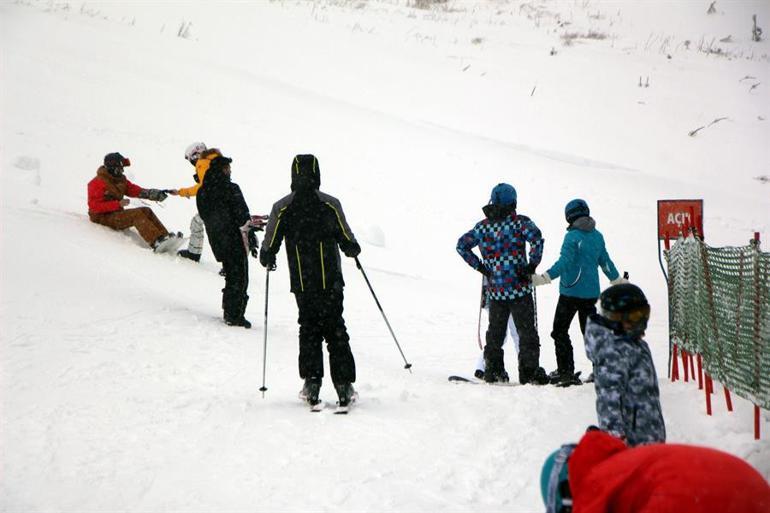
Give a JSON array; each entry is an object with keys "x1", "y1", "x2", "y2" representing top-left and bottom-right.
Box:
[
  {"x1": 342, "y1": 241, "x2": 361, "y2": 258},
  {"x1": 477, "y1": 265, "x2": 490, "y2": 278},
  {"x1": 517, "y1": 263, "x2": 537, "y2": 280},
  {"x1": 248, "y1": 229, "x2": 259, "y2": 259},
  {"x1": 260, "y1": 249, "x2": 276, "y2": 271},
  {"x1": 139, "y1": 189, "x2": 168, "y2": 202}
]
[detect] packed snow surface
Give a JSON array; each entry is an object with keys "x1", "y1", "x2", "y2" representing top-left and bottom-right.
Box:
[{"x1": 2, "y1": 1, "x2": 769, "y2": 511}]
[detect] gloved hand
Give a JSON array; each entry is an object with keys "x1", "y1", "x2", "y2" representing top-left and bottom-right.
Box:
[
  {"x1": 531, "y1": 272, "x2": 552, "y2": 286},
  {"x1": 517, "y1": 263, "x2": 537, "y2": 280},
  {"x1": 610, "y1": 276, "x2": 629, "y2": 285},
  {"x1": 477, "y1": 265, "x2": 490, "y2": 277},
  {"x1": 139, "y1": 189, "x2": 168, "y2": 202},
  {"x1": 249, "y1": 214, "x2": 268, "y2": 231},
  {"x1": 249, "y1": 231, "x2": 259, "y2": 258},
  {"x1": 342, "y1": 241, "x2": 361, "y2": 258},
  {"x1": 260, "y1": 249, "x2": 276, "y2": 271}
]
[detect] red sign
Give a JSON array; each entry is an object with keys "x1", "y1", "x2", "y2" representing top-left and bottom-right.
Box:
[{"x1": 657, "y1": 199, "x2": 703, "y2": 240}]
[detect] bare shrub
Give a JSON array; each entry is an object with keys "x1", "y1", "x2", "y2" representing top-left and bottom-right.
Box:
[
  {"x1": 560, "y1": 30, "x2": 608, "y2": 45},
  {"x1": 412, "y1": 0, "x2": 448, "y2": 9}
]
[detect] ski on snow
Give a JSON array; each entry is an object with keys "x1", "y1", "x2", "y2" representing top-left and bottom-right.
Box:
[{"x1": 300, "y1": 395, "x2": 358, "y2": 414}]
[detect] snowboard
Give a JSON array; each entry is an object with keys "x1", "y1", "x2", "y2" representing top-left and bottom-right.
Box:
[
  {"x1": 154, "y1": 233, "x2": 186, "y2": 255},
  {"x1": 448, "y1": 375, "x2": 519, "y2": 387}
]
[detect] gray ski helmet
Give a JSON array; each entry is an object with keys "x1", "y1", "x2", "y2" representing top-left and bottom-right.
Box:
[
  {"x1": 565, "y1": 199, "x2": 590, "y2": 224},
  {"x1": 184, "y1": 142, "x2": 207, "y2": 163},
  {"x1": 489, "y1": 183, "x2": 517, "y2": 207}
]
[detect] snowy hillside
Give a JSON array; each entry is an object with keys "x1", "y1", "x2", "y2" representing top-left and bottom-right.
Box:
[{"x1": 1, "y1": 0, "x2": 769, "y2": 511}]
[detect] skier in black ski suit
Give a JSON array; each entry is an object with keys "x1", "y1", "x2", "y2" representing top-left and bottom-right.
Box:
[
  {"x1": 259, "y1": 154, "x2": 361, "y2": 408},
  {"x1": 196, "y1": 155, "x2": 258, "y2": 328}
]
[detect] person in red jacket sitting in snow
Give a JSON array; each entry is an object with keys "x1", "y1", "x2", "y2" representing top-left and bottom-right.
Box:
[
  {"x1": 87, "y1": 152, "x2": 180, "y2": 251},
  {"x1": 541, "y1": 428, "x2": 770, "y2": 513}
]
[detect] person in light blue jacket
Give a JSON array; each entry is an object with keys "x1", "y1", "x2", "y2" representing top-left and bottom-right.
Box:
[{"x1": 531, "y1": 199, "x2": 625, "y2": 386}]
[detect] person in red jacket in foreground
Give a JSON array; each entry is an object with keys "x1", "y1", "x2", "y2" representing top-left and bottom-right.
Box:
[
  {"x1": 88, "y1": 152, "x2": 180, "y2": 251},
  {"x1": 541, "y1": 429, "x2": 770, "y2": 513}
]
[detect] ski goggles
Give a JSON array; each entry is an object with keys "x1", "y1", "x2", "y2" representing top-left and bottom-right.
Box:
[{"x1": 602, "y1": 305, "x2": 650, "y2": 325}]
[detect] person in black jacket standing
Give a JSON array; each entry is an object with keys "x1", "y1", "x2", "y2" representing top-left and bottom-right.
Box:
[
  {"x1": 197, "y1": 154, "x2": 258, "y2": 328},
  {"x1": 260, "y1": 154, "x2": 361, "y2": 409}
]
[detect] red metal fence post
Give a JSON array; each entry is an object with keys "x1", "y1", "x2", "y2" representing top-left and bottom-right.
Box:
[
  {"x1": 682, "y1": 349, "x2": 690, "y2": 382},
  {"x1": 756, "y1": 405, "x2": 761, "y2": 440},
  {"x1": 672, "y1": 344, "x2": 680, "y2": 382},
  {"x1": 689, "y1": 352, "x2": 696, "y2": 382},
  {"x1": 697, "y1": 354, "x2": 704, "y2": 390},
  {"x1": 724, "y1": 387, "x2": 733, "y2": 412},
  {"x1": 705, "y1": 374, "x2": 713, "y2": 415}
]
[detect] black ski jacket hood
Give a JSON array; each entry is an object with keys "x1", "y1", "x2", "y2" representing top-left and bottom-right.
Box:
[
  {"x1": 196, "y1": 165, "x2": 251, "y2": 262},
  {"x1": 482, "y1": 203, "x2": 516, "y2": 221},
  {"x1": 291, "y1": 154, "x2": 321, "y2": 192}
]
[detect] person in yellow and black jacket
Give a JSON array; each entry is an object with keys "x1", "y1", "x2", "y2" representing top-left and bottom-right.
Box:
[
  {"x1": 260, "y1": 154, "x2": 361, "y2": 409},
  {"x1": 168, "y1": 144, "x2": 223, "y2": 263}
]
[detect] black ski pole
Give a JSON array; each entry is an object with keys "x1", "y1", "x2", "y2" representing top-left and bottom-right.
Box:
[
  {"x1": 259, "y1": 268, "x2": 270, "y2": 397},
  {"x1": 354, "y1": 257, "x2": 412, "y2": 372},
  {"x1": 477, "y1": 277, "x2": 485, "y2": 350}
]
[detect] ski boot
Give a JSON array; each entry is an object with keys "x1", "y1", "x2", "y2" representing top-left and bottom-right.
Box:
[
  {"x1": 520, "y1": 366, "x2": 549, "y2": 385},
  {"x1": 299, "y1": 377, "x2": 323, "y2": 411},
  {"x1": 177, "y1": 249, "x2": 201, "y2": 262},
  {"x1": 334, "y1": 382, "x2": 357, "y2": 414},
  {"x1": 153, "y1": 232, "x2": 185, "y2": 254},
  {"x1": 548, "y1": 369, "x2": 562, "y2": 384},
  {"x1": 224, "y1": 317, "x2": 252, "y2": 329},
  {"x1": 474, "y1": 369, "x2": 485, "y2": 380},
  {"x1": 484, "y1": 369, "x2": 509, "y2": 384},
  {"x1": 554, "y1": 370, "x2": 583, "y2": 388}
]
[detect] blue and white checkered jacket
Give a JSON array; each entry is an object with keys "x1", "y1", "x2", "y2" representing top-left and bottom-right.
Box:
[{"x1": 457, "y1": 213, "x2": 544, "y2": 300}]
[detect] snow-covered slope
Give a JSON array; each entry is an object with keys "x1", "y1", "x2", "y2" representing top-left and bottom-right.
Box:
[{"x1": 2, "y1": 1, "x2": 769, "y2": 511}]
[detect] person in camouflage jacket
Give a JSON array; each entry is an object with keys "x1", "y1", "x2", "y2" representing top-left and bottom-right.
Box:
[
  {"x1": 456, "y1": 183, "x2": 548, "y2": 385},
  {"x1": 584, "y1": 284, "x2": 665, "y2": 446}
]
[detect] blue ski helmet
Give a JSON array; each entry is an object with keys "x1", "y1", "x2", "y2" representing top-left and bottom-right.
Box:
[
  {"x1": 489, "y1": 183, "x2": 517, "y2": 207},
  {"x1": 565, "y1": 199, "x2": 590, "y2": 224},
  {"x1": 541, "y1": 444, "x2": 576, "y2": 513}
]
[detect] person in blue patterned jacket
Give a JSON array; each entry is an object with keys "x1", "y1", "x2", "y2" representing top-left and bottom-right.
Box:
[
  {"x1": 531, "y1": 199, "x2": 626, "y2": 386},
  {"x1": 457, "y1": 183, "x2": 549, "y2": 385},
  {"x1": 584, "y1": 283, "x2": 666, "y2": 446}
]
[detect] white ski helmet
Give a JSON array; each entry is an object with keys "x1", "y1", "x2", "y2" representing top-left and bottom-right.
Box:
[{"x1": 184, "y1": 141, "x2": 207, "y2": 163}]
